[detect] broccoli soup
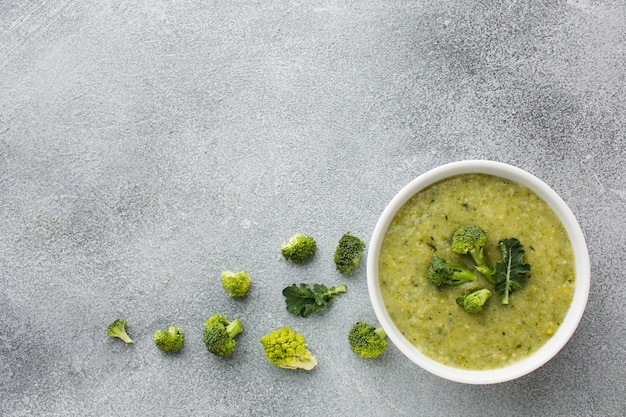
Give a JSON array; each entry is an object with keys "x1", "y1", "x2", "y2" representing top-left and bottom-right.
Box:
[{"x1": 379, "y1": 173, "x2": 575, "y2": 370}]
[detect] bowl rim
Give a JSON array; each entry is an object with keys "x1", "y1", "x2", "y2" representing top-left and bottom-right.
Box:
[{"x1": 367, "y1": 160, "x2": 590, "y2": 384}]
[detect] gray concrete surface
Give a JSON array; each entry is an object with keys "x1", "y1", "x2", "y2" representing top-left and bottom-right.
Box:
[{"x1": 1, "y1": 1, "x2": 624, "y2": 416}]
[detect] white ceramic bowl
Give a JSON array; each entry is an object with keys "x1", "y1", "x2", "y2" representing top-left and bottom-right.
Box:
[{"x1": 367, "y1": 160, "x2": 590, "y2": 384}]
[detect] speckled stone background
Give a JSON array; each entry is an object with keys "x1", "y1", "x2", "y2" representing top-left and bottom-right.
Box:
[{"x1": 1, "y1": 1, "x2": 624, "y2": 416}]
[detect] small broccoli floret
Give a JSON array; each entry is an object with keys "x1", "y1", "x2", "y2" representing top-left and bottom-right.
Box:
[
  {"x1": 348, "y1": 322, "x2": 389, "y2": 358},
  {"x1": 427, "y1": 256, "x2": 477, "y2": 287},
  {"x1": 260, "y1": 326, "x2": 317, "y2": 370},
  {"x1": 221, "y1": 270, "x2": 251, "y2": 298},
  {"x1": 451, "y1": 225, "x2": 495, "y2": 278},
  {"x1": 107, "y1": 319, "x2": 133, "y2": 344},
  {"x1": 281, "y1": 232, "x2": 317, "y2": 263},
  {"x1": 456, "y1": 288, "x2": 492, "y2": 313},
  {"x1": 202, "y1": 314, "x2": 243, "y2": 357},
  {"x1": 334, "y1": 232, "x2": 366, "y2": 275},
  {"x1": 153, "y1": 326, "x2": 184, "y2": 352}
]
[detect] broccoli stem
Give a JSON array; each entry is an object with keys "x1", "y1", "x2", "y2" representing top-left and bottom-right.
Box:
[
  {"x1": 328, "y1": 285, "x2": 347, "y2": 295},
  {"x1": 374, "y1": 327, "x2": 387, "y2": 339},
  {"x1": 470, "y1": 247, "x2": 495, "y2": 280},
  {"x1": 117, "y1": 332, "x2": 133, "y2": 344},
  {"x1": 226, "y1": 318, "x2": 243, "y2": 338}
]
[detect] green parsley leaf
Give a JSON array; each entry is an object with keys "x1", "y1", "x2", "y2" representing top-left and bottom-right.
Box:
[
  {"x1": 493, "y1": 238, "x2": 531, "y2": 304},
  {"x1": 282, "y1": 283, "x2": 347, "y2": 317}
]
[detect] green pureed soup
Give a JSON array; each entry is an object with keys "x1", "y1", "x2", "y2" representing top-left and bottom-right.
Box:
[{"x1": 379, "y1": 174, "x2": 575, "y2": 370}]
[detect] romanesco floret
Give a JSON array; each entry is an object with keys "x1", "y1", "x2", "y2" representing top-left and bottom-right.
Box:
[{"x1": 260, "y1": 326, "x2": 317, "y2": 370}]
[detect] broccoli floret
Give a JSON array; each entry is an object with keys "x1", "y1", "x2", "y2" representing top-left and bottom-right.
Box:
[
  {"x1": 153, "y1": 326, "x2": 184, "y2": 352},
  {"x1": 456, "y1": 288, "x2": 492, "y2": 313},
  {"x1": 348, "y1": 322, "x2": 389, "y2": 358},
  {"x1": 334, "y1": 232, "x2": 366, "y2": 275},
  {"x1": 451, "y1": 225, "x2": 495, "y2": 279},
  {"x1": 260, "y1": 326, "x2": 317, "y2": 370},
  {"x1": 202, "y1": 314, "x2": 243, "y2": 357},
  {"x1": 280, "y1": 232, "x2": 317, "y2": 263},
  {"x1": 221, "y1": 270, "x2": 251, "y2": 298},
  {"x1": 427, "y1": 255, "x2": 477, "y2": 287},
  {"x1": 107, "y1": 319, "x2": 133, "y2": 344}
]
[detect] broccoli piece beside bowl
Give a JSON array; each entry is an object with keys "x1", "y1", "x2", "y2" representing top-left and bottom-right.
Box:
[
  {"x1": 203, "y1": 314, "x2": 243, "y2": 357},
  {"x1": 221, "y1": 270, "x2": 251, "y2": 298},
  {"x1": 107, "y1": 319, "x2": 133, "y2": 344},
  {"x1": 348, "y1": 322, "x2": 389, "y2": 358},
  {"x1": 334, "y1": 232, "x2": 366, "y2": 275},
  {"x1": 280, "y1": 232, "x2": 317, "y2": 263},
  {"x1": 153, "y1": 326, "x2": 184, "y2": 352}
]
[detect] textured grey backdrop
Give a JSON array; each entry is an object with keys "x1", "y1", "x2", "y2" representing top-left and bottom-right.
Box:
[{"x1": 1, "y1": 1, "x2": 624, "y2": 416}]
